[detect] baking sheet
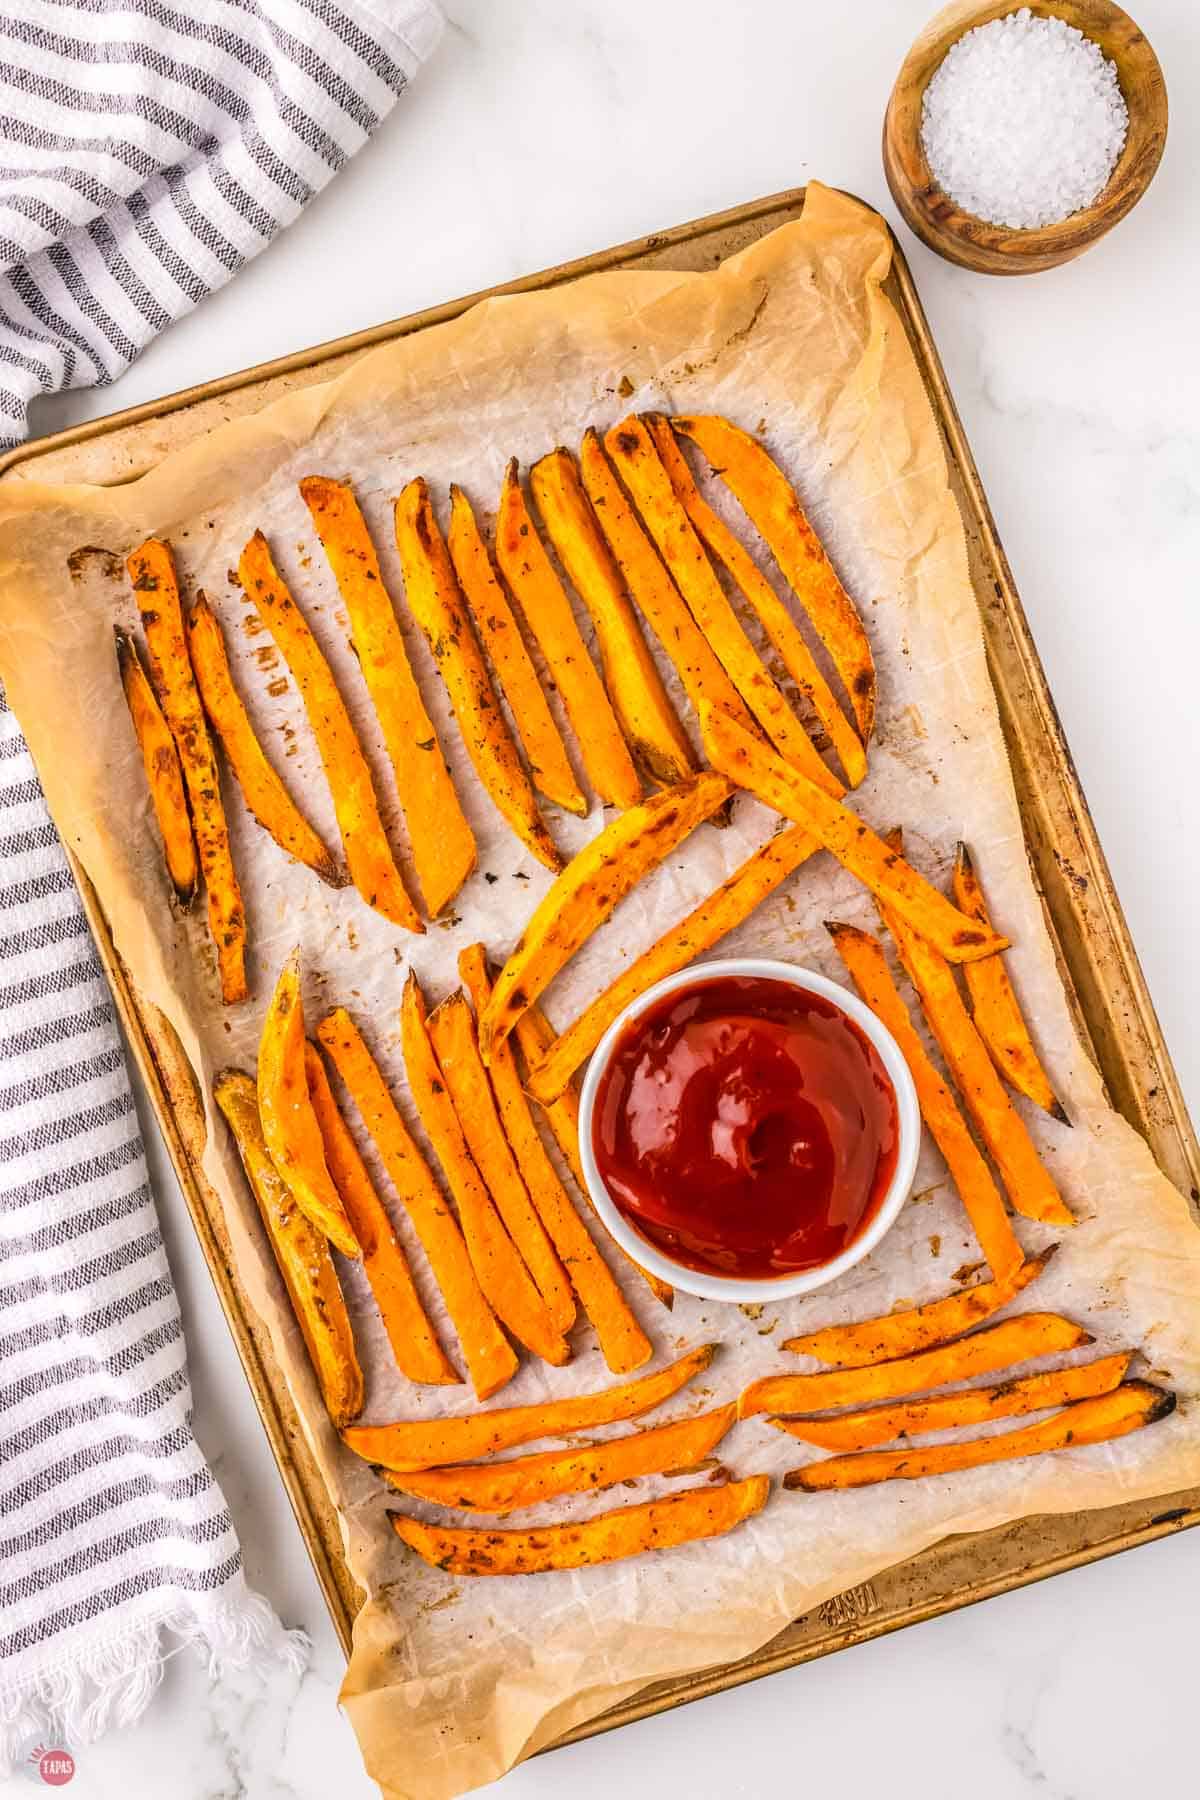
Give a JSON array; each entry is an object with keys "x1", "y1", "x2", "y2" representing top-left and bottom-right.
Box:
[{"x1": 0, "y1": 184, "x2": 1198, "y2": 1798}]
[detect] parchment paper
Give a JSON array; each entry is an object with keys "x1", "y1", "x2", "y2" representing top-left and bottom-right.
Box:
[{"x1": 1, "y1": 185, "x2": 1198, "y2": 1800}]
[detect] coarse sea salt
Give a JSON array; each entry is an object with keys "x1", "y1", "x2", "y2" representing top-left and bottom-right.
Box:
[{"x1": 921, "y1": 7, "x2": 1128, "y2": 230}]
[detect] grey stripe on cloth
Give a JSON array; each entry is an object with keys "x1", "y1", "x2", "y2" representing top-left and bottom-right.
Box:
[
  {"x1": 0, "y1": 1288, "x2": 178, "y2": 1368},
  {"x1": 0, "y1": 1273, "x2": 176, "y2": 1365},
  {"x1": 0, "y1": 0, "x2": 443, "y2": 1769},
  {"x1": 0, "y1": 1468, "x2": 217, "y2": 1559},
  {"x1": 1, "y1": 1553, "x2": 244, "y2": 1663},
  {"x1": 0, "y1": 1418, "x2": 197, "y2": 1518},
  {"x1": 0, "y1": 1178, "x2": 153, "y2": 1262}
]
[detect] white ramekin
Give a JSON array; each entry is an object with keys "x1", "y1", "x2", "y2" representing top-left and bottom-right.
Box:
[{"x1": 577, "y1": 956, "x2": 921, "y2": 1305}]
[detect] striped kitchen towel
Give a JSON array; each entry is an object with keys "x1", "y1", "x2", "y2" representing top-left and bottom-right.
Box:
[
  {"x1": 0, "y1": 0, "x2": 443, "y2": 447},
  {"x1": 0, "y1": 0, "x2": 443, "y2": 1771}
]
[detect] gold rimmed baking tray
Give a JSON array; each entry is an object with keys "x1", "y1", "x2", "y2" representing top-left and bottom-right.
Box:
[{"x1": 4, "y1": 186, "x2": 1198, "y2": 1749}]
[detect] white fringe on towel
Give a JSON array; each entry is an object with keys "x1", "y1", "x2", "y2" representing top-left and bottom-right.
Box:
[{"x1": 1, "y1": 1582, "x2": 309, "y2": 1773}]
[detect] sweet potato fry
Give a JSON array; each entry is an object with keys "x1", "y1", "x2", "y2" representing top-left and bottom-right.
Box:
[
  {"x1": 238, "y1": 530, "x2": 421, "y2": 931},
  {"x1": 604, "y1": 415, "x2": 839, "y2": 794},
  {"x1": 316, "y1": 1006, "x2": 517, "y2": 1399},
  {"x1": 387, "y1": 1401, "x2": 737, "y2": 1515},
  {"x1": 214, "y1": 1069, "x2": 363, "y2": 1426},
  {"x1": 827, "y1": 921, "x2": 1023, "y2": 1282},
  {"x1": 646, "y1": 414, "x2": 866, "y2": 789},
  {"x1": 579, "y1": 427, "x2": 756, "y2": 733},
  {"x1": 402, "y1": 974, "x2": 570, "y2": 1367},
  {"x1": 673, "y1": 413, "x2": 877, "y2": 741},
  {"x1": 394, "y1": 478, "x2": 561, "y2": 872},
  {"x1": 427, "y1": 990, "x2": 574, "y2": 1333},
  {"x1": 702, "y1": 702, "x2": 1006, "y2": 962},
  {"x1": 513, "y1": 1005, "x2": 588, "y2": 1187},
  {"x1": 772, "y1": 1352, "x2": 1133, "y2": 1451},
  {"x1": 496, "y1": 459, "x2": 642, "y2": 810},
  {"x1": 530, "y1": 447, "x2": 695, "y2": 787},
  {"x1": 512, "y1": 1002, "x2": 674, "y2": 1311},
  {"x1": 115, "y1": 626, "x2": 198, "y2": 906},
  {"x1": 877, "y1": 870, "x2": 1074, "y2": 1228},
  {"x1": 528, "y1": 824, "x2": 817, "y2": 1104},
  {"x1": 305, "y1": 1042, "x2": 459, "y2": 1386},
  {"x1": 343, "y1": 1342, "x2": 714, "y2": 1471},
  {"x1": 783, "y1": 1246, "x2": 1055, "y2": 1369},
  {"x1": 391, "y1": 1472, "x2": 769, "y2": 1575},
  {"x1": 479, "y1": 771, "x2": 732, "y2": 1059},
  {"x1": 447, "y1": 484, "x2": 586, "y2": 816},
  {"x1": 784, "y1": 1382, "x2": 1175, "y2": 1490},
  {"x1": 186, "y1": 596, "x2": 342, "y2": 886},
  {"x1": 458, "y1": 944, "x2": 652, "y2": 1372},
  {"x1": 953, "y1": 843, "x2": 1068, "y2": 1122},
  {"x1": 739, "y1": 1313, "x2": 1091, "y2": 1419},
  {"x1": 257, "y1": 951, "x2": 359, "y2": 1258},
  {"x1": 300, "y1": 476, "x2": 476, "y2": 916},
  {"x1": 128, "y1": 538, "x2": 248, "y2": 1001}
]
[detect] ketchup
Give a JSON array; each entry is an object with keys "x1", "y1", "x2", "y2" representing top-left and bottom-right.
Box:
[{"x1": 592, "y1": 974, "x2": 899, "y2": 1280}]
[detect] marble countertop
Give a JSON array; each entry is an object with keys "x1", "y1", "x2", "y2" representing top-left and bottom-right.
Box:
[{"x1": 31, "y1": 0, "x2": 1199, "y2": 1794}]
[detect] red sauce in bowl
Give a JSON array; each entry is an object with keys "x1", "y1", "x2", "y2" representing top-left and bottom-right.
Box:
[{"x1": 591, "y1": 974, "x2": 900, "y2": 1281}]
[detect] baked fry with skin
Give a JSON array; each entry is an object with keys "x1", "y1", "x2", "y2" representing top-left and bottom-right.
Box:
[
  {"x1": 672, "y1": 413, "x2": 877, "y2": 741},
  {"x1": 646, "y1": 413, "x2": 866, "y2": 789},
  {"x1": 394, "y1": 478, "x2": 561, "y2": 872},
  {"x1": 317, "y1": 1005, "x2": 517, "y2": 1399},
  {"x1": 238, "y1": 530, "x2": 421, "y2": 931},
  {"x1": 827, "y1": 921, "x2": 1023, "y2": 1282},
  {"x1": 512, "y1": 1002, "x2": 673, "y2": 1311},
  {"x1": 531, "y1": 446, "x2": 694, "y2": 787},
  {"x1": 605, "y1": 416, "x2": 841, "y2": 795},
  {"x1": 186, "y1": 595, "x2": 342, "y2": 887},
  {"x1": 343, "y1": 1342, "x2": 715, "y2": 1470},
  {"x1": 215, "y1": 1070, "x2": 363, "y2": 1426},
  {"x1": 783, "y1": 1246, "x2": 1054, "y2": 1368},
  {"x1": 876, "y1": 849, "x2": 1073, "y2": 1228},
  {"x1": 785, "y1": 1382, "x2": 1174, "y2": 1490},
  {"x1": 513, "y1": 1004, "x2": 589, "y2": 1189},
  {"x1": 739, "y1": 1313, "x2": 1091, "y2": 1418},
  {"x1": 427, "y1": 991, "x2": 575, "y2": 1334},
  {"x1": 447, "y1": 484, "x2": 586, "y2": 816},
  {"x1": 528, "y1": 824, "x2": 817, "y2": 1104},
  {"x1": 458, "y1": 944, "x2": 652, "y2": 1372},
  {"x1": 772, "y1": 1352, "x2": 1133, "y2": 1451},
  {"x1": 386, "y1": 1402, "x2": 737, "y2": 1514},
  {"x1": 496, "y1": 458, "x2": 641, "y2": 809},
  {"x1": 115, "y1": 625, "x2": 198, "y2": 906},
  {"x1": 257, "y1": 950, "x2": 359, "y2": 1258},
  {"x1": 953, "y1": 842, "x2": 1069, "y2": 1122},
  {"x1": 305, "y1": 1043, "x2": 459, "y2": 1385},
  {"x1": 391, "y1": 1472, "x2": 769, "y2": 1575},
  {"x1": 579, "y1": 426, "x2": 756, "y2": 733},
  {"x1": 702, "y1": 701, "x2": 1006, "y2": 963},
  {"x1": 300, "y1": 475, "x2": 476, "y2": 915},
  {"x1": 402, "y1": 974, "x2": 570, "y2": 1368},
  {"x1": 479, "y1": 771, "x2": 733, "y2": 1059},
  {"x1": 128, "y1": 538, "x2": 247, "y2": 1001}
]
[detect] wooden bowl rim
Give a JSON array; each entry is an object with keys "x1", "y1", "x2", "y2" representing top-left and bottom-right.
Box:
[{"x1": 884, "y1": 0, "x2": 1168, "y2": 270}]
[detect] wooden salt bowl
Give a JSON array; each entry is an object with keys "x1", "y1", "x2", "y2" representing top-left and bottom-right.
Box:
[{"x1": 883, "y1": 0, "x2": 1168, "y2": 274}]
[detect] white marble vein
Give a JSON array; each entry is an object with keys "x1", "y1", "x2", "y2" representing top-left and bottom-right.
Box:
[{"x1": 25, "y1": 0, "x2": 1200, "y2": 1794}]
